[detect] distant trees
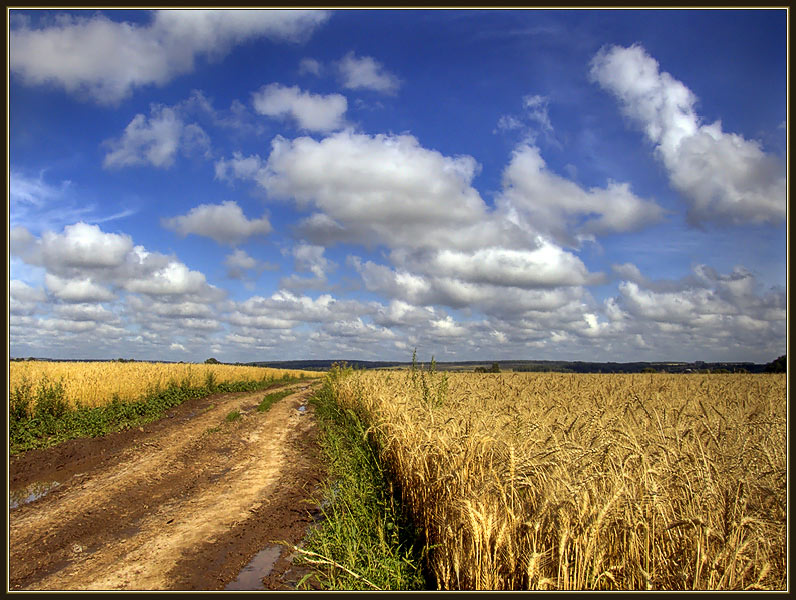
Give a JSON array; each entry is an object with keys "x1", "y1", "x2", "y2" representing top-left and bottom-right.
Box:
[
  {"x1": 474, "y1": 362, "x2": 501, "y2": 373},
  {"x1": 765, "y1": 355, "x2": 786, "y2": 373},
  {"x1": 205, "y1": 357, "x2": 220, "y2": 364}
]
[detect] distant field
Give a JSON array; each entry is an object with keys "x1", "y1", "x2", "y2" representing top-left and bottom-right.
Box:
[
  {"x1": 328, "y1": 368, "x2": 787, "y2": 590},
  {"x1": 9, "y1": 361, "x2": 321, "y2": 409}
]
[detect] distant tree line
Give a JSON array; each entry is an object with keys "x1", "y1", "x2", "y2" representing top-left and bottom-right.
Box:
[{"x1": 764, "y1": 355, "x2": 786, "y2": 373}]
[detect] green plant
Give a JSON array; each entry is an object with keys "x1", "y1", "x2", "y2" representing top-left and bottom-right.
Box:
[
  {"x1": 296, "y1": 373, "x2": 428, "y2": 591},
  {"x1": 257, "y1": 389, "x2": 293, "y2": 412}
]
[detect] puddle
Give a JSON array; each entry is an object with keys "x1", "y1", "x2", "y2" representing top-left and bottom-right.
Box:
[
  {"x1": 9, "y1": 480, "x2": 61, "y2": 510},
  {"x1": 225, "y1": 545, "x2": 283, "y2": 590},
  {"x1": 297, "y1": 405, "x2": 307, "y2": 414}
]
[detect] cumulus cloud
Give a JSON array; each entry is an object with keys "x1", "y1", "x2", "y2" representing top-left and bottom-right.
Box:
[
  {"x1": 103, "y1": 104, "x2": 209, "y2": 169},
  {"x1": 351, "y1": 256, "x2": 591, "y2": 315},
  {"x1": 228, "y1": 290, "x2": 370, "y2": 335},
  {"x1": 162, "y1": 200, "x2": 271, "y2": 245},
  {"x1": 45, "y1": 273, "x2": 116, "y2": 302},
  {"x1": 292, "y1": 243, "x2": 334, "y2": 278},
  {"x1": 14, "y1": 222, "x2": 225, "y2": 303},
  {"x1": 10, "y1": 10, "x2": 331, "y2": 104},
  {"x1": 252, "y1": 83, "x2": 347, "y2": 132},
  {"x1": 419, "y1": 244, "x2": 595, "y2": 289},
  {"x1": 214, "y1": 152, "x2": 265, "y2": 182},
  {"x1": 123, "y1": 261, "x2": 210, "y2": 297},
  {"x1": 54, "y1": 303, "x2": 117, "y2": 322},
  {"x1": 259, "y1": 130, "x2": 500, "y2": 251},
  {"x1": 9, "y1": 280, "x2": 47, "y2": 315},
  {"x1": 607, "y1": 264, "x2": 786, "y2": 359},
  {"x1": 38, "y1": 222, "x2": 134, "y2": 269},
  {"x1": 257, "y1": 129, "x2": 611, "y2": 320},
  {"x1": 498, "y1": 144, "x2": 665, "y2": 246},
  {"x1": 590, "y1": 43, "x2": 785, "y2": 226},
  {"x1": 336, "y1": 52, "x2": 400, "y2": 94},
  {"x1": 224, "y1": 248, "x2": 276, "y2": 280}
]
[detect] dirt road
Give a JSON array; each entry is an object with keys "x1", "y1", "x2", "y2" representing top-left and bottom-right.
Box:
[{"x1": 8, "y1": 381, "x2": 327, "y2": 591}]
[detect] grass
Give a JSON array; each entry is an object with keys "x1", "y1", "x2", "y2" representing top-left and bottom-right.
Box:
[
  {"x1": 9, "y1": 374, "x2": 308, "y2": 455},
  {"x1": 294, "y1": 366, "x2": 429, "y2": 591},
  {"x1": 225, "y1": 409, "x2": 241, "y2": 423},
  {"x1": 257, "y1": 389, "x2": 294, "y2": 412}
]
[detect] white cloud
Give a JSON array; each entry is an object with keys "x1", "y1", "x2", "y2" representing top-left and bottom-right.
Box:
[
  {"x1": 351, "y1": 256, "x2": 590, "y2": 315},
  {"x1": 252, "y1": 83, "x2": 347, "y2": 132},
  {"x1": 45, "y1": 273, "x2": 116, "y2": 302},
  {"x1": 9, "y1": 280, "x2": 47, "y2": 315},
  {"x1": 10, "y1": 10, "x2": 331, "y2": 104},
  {"x1": 590, "y1": 43, "x2": 785, "y2": 226},
  {"x1": 495, "y1": 114, "x2": 523, "y2": 132},
  {"x1": 259, "y1": 130, "x2": 498, "y2": 251},
  {"x1": 162, "y1": 200, "x2": 272, "y2": 245},
  {"x1": 607, "y1": 264, "x2": 786, "y2": 359},
  {"x1": 299, "y1": 57, "x2": 322, "y2": 76},
  {"x1": 215, "y1": 152, "x2": 265, "y2": 182},
  {"x1": 103, "y1": 105, "x2": 209, "y2": 169},
  {"x1": 372, "y1": 300, "x2": 437, "y2": 328},
  {"x1": 292, "y1": 243, "x2": 334, "y2": 278},
  {"x1": 498, "y1": 144, "x2": 664, "y2": 246},
  {"x1": 336, "y1": 51, "x2": 400, "y2": 94},
  {"x1": 10, "y1": 171, "x2": 135, "y2": 233},
  {"x1": 494, "y1": 94, "x2": 557, "y2": 145},
  {"x1": 224, "y1": 248, "x2": 275, "y2": 280},
  {"x1": 431, "y1": 315, "x2": 468, "y2": 338},
  {"x1": 419, "y1": 244, "x2": 594, "y2": 289},
  {"x1": 54, "y1": 303, "x2": 117, "y2": 322},
  {"x1": 522, "y1": 94, "x2": 554, "y2": 136},
  {"x1": 124, "y1": 260, "x2": 214, "y2": 297},
  {"x1": 39, "y1": 222, "x2": 134, "y2": 269}
]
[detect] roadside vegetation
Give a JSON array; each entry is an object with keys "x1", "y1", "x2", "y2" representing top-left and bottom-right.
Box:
[
  {"x1": 257, "y1": 388, "x2": 295, "y2": 412},
  {"x1": 8, "y1": 361, "x2": 320, "y2": 454},
  {"x1": 295, "y1": 364, "x2": 428, "y2": 591},
  {"x1": 308, "y1": 360, "x2": 786, "y2": 590}
]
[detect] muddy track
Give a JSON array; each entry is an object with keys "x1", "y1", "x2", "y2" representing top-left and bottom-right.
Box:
[{"x1": 8, "y1": 380, "x2": 327, "y2": 591}]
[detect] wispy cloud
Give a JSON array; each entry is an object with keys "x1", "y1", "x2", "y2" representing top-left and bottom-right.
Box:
[{"x1": 10, "y1": 170, "x2": 137, "y2": 233}]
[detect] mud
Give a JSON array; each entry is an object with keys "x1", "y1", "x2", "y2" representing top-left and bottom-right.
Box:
[{"x1": 8, "y1": 381, "x2": 327, "y2": 591}]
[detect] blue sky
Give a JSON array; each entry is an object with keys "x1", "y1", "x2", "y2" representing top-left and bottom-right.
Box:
[{"x1": 8, "y1": 9, "x2": 787, "y2": 363}]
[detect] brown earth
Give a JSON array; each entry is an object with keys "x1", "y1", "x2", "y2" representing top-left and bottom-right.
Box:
[{"x1": 7, "y1": 380, "x2": 329, "y2": 591}]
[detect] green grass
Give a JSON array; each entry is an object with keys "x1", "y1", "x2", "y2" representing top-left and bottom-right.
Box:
[
  {"x1": 294, "y1": 366, "x2": 429, "y2": 591},
  {"x1": 257, "y1": 389, "x2": 294, "y2": 412},
  {"x1": 225, "y1": 409, "x2": 241, "y2": 422},
  {"x1": 9, "y1": 375, "x2": 310, "y2": 455}
]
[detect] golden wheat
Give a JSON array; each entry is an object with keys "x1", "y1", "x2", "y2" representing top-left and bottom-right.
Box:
[
  {"x1": 8, "y1": 361, "x2": 321, "y2": 409},
  {"x1": 329, "y1": 370, "x2": 786, "y2": 591}
]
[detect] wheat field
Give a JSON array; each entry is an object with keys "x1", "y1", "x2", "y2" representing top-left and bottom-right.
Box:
[
  {"x1": 8, "y1": 361, "x2": 321, "y2": 409},
  {"x1": 328, "y1": 368, "x2": 787, "y2": 590}
]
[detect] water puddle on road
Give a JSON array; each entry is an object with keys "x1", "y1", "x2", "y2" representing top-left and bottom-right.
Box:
[
  {"x1": 9, "y1": 480, "x2": 61, "y2": 510},
  {"x1": 224, "y1": 545, "x2": 283, "y2": 591}
]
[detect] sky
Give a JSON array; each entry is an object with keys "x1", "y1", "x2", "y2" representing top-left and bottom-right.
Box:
[{"x1": 7, "y1": 8, "x2": 788, "y2": 364}]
